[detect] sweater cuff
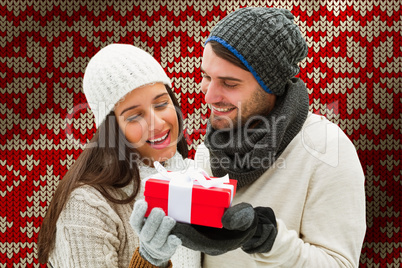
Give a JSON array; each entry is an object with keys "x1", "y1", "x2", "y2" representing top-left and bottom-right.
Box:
[{"x1": 128, "y1": 248, "x2": 173, "y2": 268}]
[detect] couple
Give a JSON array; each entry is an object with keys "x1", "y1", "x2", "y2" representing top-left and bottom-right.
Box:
[{"x1": 37, "y1": 7, "x2": 366, "y2": 268}]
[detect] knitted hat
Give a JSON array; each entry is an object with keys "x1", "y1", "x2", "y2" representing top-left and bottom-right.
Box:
[
  {"x1": 205, "y1": 7, "x2": 308, "y2": 96},
  {"x1": 83, "y1": 44, "x2": 172, "y2": 126}
]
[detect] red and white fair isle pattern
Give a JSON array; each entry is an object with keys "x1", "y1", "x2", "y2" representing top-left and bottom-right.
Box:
[{"x1": 1, "y1": 1, "x2": 401, "y2": 267}]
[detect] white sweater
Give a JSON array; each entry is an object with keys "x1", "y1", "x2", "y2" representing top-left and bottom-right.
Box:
[
  {"x1": 49, "y1": 154, "x2": 201, "y2": 268},
  {"x1": 194, "y1": 113, "x2": 366, "y2": 268}
]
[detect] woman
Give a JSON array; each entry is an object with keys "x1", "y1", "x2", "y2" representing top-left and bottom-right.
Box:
[{"x1": 37, "y1": 44, "x2": 201, "y2": 267}]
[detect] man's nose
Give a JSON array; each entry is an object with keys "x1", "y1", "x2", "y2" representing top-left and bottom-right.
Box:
[{"x1": 203, "y1": 80, "x2": 222, "y2": 104}]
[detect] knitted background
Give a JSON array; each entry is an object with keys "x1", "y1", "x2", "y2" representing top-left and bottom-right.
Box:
[{"x1": 1, "y1": 1, "x2": 401, "y2": 267}]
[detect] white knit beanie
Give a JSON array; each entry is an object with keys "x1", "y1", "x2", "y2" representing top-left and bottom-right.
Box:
[{"x1": 83, "y1": 44, "x2": 172, "y2": 126}]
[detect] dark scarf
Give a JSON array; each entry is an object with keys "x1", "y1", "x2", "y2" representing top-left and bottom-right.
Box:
[{"x1": 204, "y1": 78, "x2": 309, "y2": 189}]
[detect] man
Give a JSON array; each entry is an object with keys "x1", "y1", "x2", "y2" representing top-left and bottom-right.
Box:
[{"x1": 176, "y1": 7, "x2": 366, "y2": 267}]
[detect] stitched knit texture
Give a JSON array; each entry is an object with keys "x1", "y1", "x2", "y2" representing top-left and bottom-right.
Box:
[
  {"x1": 205, "y1": 7, "x2": 308, "y2": 95},
  {"x1": 82, "y1": 44, "x2": 171, "y2": 126}
]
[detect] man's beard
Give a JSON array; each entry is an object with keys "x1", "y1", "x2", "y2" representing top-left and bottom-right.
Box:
[{"x1": 209, "y1": 87, "x2": 274, "y2": 130}]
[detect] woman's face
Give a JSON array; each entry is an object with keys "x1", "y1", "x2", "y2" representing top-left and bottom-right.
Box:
[{"x1": 114, "y1": 83, "x2": 180, "y2": 166}]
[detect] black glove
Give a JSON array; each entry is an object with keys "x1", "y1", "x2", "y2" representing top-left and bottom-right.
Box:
[
  {"x1": 242, "y1": 206, "x2": 277, "y2": 254},
  {"x1": 171, "y1": 202, "x2": 277, "y2": 255}
]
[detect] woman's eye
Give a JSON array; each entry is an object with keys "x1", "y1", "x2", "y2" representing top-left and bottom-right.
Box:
[
  {"x1": 126, "y1": 114, "x2": 141, "y2": 122},
  {"x1": 155, "y1": 102, "x2": 169, "y2": 109}
]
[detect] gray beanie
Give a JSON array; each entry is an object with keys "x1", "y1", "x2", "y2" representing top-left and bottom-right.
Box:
[
  {"x1": 205, "y1": 7, "x2": 308, "y2": 96},
  {"x1": 83, "y1": 44, "x2": 171, "y2": 126}
]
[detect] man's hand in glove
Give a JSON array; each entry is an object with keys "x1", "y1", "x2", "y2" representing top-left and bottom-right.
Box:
[
  {"x1": 130, "y1": 200, "x2": 181, "y2": 267},
  {"x1": 171, "y1": 202, "x2": 277, "y2": 255}
]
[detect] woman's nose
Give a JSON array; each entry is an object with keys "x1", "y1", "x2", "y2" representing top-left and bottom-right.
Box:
[{"x1": 148, "y1": 110, "x2": 164, "y2": 133}]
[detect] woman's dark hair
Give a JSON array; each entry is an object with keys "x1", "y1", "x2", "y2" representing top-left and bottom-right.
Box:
[
  {"x1": 208, "y1": 40, "x2": 248, "y2": 71},
  {"x1": 37, "y1": 85, "x2": 187, "y2": 263}
]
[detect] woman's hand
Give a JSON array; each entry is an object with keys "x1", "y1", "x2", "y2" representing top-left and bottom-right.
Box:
[{"x1": 130, "y1": 200, "x2": 181, "y2": 267}]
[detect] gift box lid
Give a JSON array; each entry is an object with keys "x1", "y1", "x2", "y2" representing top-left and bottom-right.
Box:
[{"x1": 144, "y1": 178, "x2": 237, "y2": 208}]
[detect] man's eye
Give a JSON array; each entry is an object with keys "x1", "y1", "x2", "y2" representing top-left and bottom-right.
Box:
[
  {"x1": 223, "y1": 82, "x2": 237, "y2": 88},
  {"x1": 201, "y1": 72, "x2": 210, "y2": 79}
]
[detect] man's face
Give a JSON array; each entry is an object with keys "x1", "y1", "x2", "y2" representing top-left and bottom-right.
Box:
[{"x1": 201, "y1": 44, "x2": 276, "y2": 130}]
